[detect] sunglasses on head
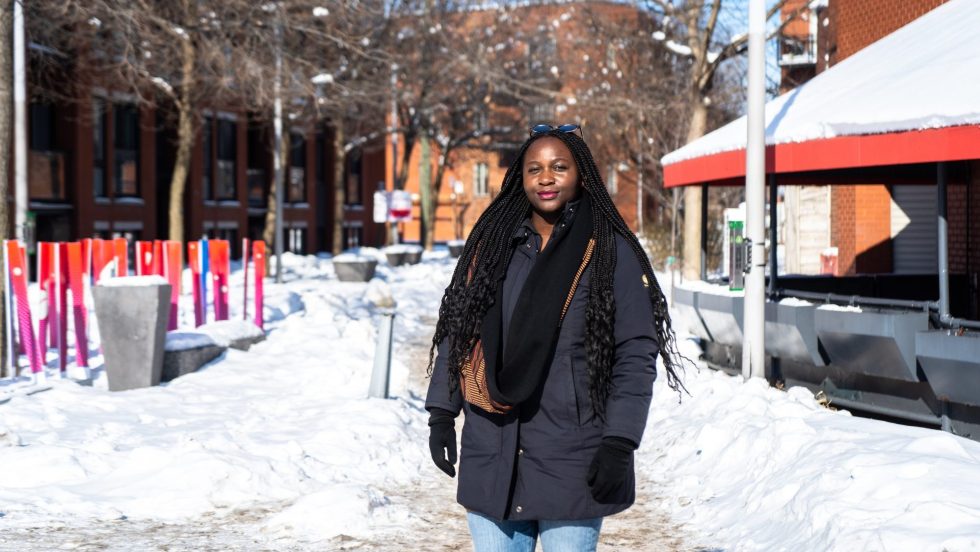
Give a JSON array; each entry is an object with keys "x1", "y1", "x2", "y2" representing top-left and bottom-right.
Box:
[{"x1": 529, "y1": 123, "x2": 584, "y2": 140}]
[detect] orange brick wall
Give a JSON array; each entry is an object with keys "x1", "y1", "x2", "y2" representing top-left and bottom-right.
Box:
[
  {"x1": 948, "y1": 181, "x2": 968, "y2": 274},
  {"x1": 828, "y1": 0, "x2": 948, "y2": 63}
]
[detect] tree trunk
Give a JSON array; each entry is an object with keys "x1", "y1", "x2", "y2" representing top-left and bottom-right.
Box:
[
  {"x1": 0, "y1": 3, "x2": 11, "y2": 376},
  {"x1": 418, "y1": 138, "x2": 432, "y2": 249},
  {"x1": 682, "y1": 99, "x2": 709, "y2": 280},
  {"x1": 425, "y1": 148, "x2": 451, "y2": 251},
  {"x1": 167, "y1": 36, "x2": 196, "y2": 244},
  {"x1": 263, "y1": 126, "x2": 290, "y2": 255},
  {"x1": 331, "y1": 125, "x2": 345, "y2": 255}
]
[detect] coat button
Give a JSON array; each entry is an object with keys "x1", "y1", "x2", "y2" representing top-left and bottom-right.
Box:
[
  {"x1": 515, "y1": 506, "x2": 523, "y2": 513},
  {"x1": 518, "y1": 448, "x2": 524, "y2": 456}
]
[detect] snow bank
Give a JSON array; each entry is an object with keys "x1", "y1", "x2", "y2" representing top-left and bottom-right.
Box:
[
  {"x1": 0, "y1": 252, "x2": 456, "y2": 545},
  {"x1": 645, "y1": 335, "x2": 980, "y2": 551}
]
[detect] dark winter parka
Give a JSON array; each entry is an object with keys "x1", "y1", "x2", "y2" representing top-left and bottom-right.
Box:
[{"x1": 425, "y1": 200, "x2": 660, "y2": 521}]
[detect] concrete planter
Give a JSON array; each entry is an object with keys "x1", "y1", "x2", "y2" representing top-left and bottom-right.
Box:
[
  {"x1": 333, "y1": 259, "x2": 378, "y2": 282},
  {"x1": 814, "y1": 307, "x2": 928, "y2": 381},
  {"x1": 93, "y1": 277, "x2": 171, "y2": 391},
  {"x1": 448, "y1": 241, "x2": 466, "y2": 258},
  {"x1": 162, "y1": 332, "x2": 226, "y2": 382},
  {"x1": 696, "y1": 290, "x2": 744, "y2": 347},
  {"x1": 384, "y1": 246, "x2": 423, "y2": 266},
  {"x1": 916, "y1": 330, "x2": 980, "y2": 406},
  {"x1": 764, "y1": 300, "x2": 827, "y2": 366}
]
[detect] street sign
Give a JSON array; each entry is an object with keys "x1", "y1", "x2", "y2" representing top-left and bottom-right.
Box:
[
  {"x1": 389, "y1": 190, "x2": 413, "y2": 222},
  {"x1": 373, "y1": 190, "x2": 389, "y2": 223}
]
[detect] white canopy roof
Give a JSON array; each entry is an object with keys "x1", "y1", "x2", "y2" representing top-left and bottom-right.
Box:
[{"x1": 662, "y1": 0, "x2": 980, "y2": 166}]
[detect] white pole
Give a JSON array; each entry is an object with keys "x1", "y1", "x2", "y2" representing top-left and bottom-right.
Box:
[
  {"x1": 636, "y1": 127, "x2": 644, "y2": 236},
  {"x1": 273, "y1": 8, "x2": 284, "y2": 284},
  {"x1": 369, "y1": 309, "x2": 395, "y2": 399},
  {"x1": 13, "y1": 0, "x2": 27, "y2": 242},
  {"x1": 742, "y1": 0, "x2": 767, "y2": 379}
]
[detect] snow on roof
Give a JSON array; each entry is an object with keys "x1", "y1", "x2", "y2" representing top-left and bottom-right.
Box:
[{"x1": 662, "y1": 0, "x2": 980, "y2": 166}]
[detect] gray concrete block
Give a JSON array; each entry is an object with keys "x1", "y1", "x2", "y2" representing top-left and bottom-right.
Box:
[
  {"x1": 334, "y1": 259, "x2": 377, "y2": 282},
  {"x1": 448, "y1": 241, "x2": 465, "y2": 258},
  {"x1": 162, "y1": 332, "x2": 226, "y2": 382},
  {"x1": 198, "y1": 320, "x2": 266, "y2": 351},
  {"x1": 93, "y1": 278, "x2": 171, "y2": 392}
]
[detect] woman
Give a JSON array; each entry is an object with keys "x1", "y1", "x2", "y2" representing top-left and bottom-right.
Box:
[{"x1": 425, "y1": 125, "x2": 684, "y2": 552}]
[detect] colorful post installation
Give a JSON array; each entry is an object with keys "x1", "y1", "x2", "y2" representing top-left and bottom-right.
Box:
[
  {"x1": 163, "y1": 241, "x2": 182, "y2": 331},
  {"x1": 209, "y1": 240, "x2": 230, "y2": 321},
  {"x1": 188, "y1": 241, "x2": 204, "y2": 327},
  {"x1": 253, "y1": 241, "x2": 265, "y2": 330},
  {"x1": 242, "y1": 239, "x2": 250, "y2": 321},
  {"x1": 113, "y1": 237, "x2": 129, "y2": 277},
  {"x1": 56, "y1": 243, "x2": 69, "y2": 373},
  {"x1": 6, "y1": 240, "x2": 43, "y2": 379},
  {"x1": 66, "y1": 242, "x2": 89, "y2": 371}
]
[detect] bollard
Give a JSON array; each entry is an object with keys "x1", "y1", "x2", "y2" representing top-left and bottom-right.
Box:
[{"x1": 369, "y1": 309, "x2": 396, "y2": 399}]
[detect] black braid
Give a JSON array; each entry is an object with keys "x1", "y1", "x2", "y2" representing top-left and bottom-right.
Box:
[{"x1": 427, "y1": 130, "x2": 688, "y2": 418}]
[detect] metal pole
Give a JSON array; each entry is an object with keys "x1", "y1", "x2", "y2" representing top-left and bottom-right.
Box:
[
  {"x1": 700, "y1": 182, "x2": 708, "y2": 280},
  {"x1": 937, "y1": 162, "x2": 950, "y2": 323},
  {"x1": 273, "y1": 10, "x2": 284, "y2": 283},
  {"x1": 369, "y1": 309, "x2": 395, "y2": 399},
  {"x1": 13, "y1": 0, "x2": 27, "y2": 242},
  {"x1": 768, "y1": 174, "x2": 778, "y2": 296},
  {"x1": 742, "y1": 0, "x2": 767, "y2": 379},
  {"x1": 389, "y1": 64, "x2": 399, "y2": 245},
  {"x1": 637, "y1": 127, "x2": 644, "y2": 236}
]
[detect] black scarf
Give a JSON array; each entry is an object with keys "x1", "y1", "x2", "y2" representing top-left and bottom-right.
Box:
[{"x1": 481, "y1": 192, "x2": 594, "y2": 408}]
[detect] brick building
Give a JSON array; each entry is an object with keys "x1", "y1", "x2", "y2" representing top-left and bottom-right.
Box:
[
  {"x1": 779, "y1": 0, "x2": 954, "y2": 276},
  {"x1": 358, "y1": 1, "x2": 653, "y2": 247},
  {"x1": 20, "y1": 47, "x2": 376, "y2": 266}
]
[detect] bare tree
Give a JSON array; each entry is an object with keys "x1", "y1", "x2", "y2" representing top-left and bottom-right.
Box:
[
  {"x1": 640, "y1": 0, "x2": 803, "y2": 279},
  {"x1": 28, "y1": 0, "x2": 247, "y2": 244}
]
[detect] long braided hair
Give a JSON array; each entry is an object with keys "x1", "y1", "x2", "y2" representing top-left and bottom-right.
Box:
[{"x1": 427, "y1": 130, "x2": 686, "y2": 418}]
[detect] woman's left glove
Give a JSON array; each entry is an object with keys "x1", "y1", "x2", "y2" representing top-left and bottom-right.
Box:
[
  {"x1": 427, "y1": 407, "x2": 457, "y2": 478},
  {"x1": 586, "y1": 436, "x2": 637, "y2": 503}
]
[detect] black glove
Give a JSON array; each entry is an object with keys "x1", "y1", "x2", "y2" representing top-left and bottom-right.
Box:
[
  {"x1": 587, "y1": 436, "x2": 637, "y2": 503},
  {"x1": 427, "y1": 407, "x2": 457, "y2": 478}
]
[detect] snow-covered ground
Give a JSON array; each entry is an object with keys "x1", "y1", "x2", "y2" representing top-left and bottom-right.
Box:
[{"x1": 1, "y1": 252, "x2": 979, "y2": 551}]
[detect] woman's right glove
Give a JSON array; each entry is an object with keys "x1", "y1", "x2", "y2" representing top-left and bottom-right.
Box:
[{"x1": 427, "y1": 407, "x2": 457, "y2": 477}]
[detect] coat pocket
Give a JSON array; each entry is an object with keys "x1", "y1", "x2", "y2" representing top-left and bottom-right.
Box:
[{"x1": 568, "y1": 356, "x2": 596, "y2": 427}]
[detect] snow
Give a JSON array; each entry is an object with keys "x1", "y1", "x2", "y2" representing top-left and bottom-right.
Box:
[
  {"x1": 197, "y1": 319, "x2": 264, "y2": 348},
  {"x1": 674, "y1": 279, "x2": 744, "y2": 297},
  {"x1": 312, "y1": 6, "x2": 329, "y2": 17},
  {"x1": 662, "y1": 0, "x2": 980, "y2": 165},
  {"x1": 383, "y1": 244, "x2": 423, "y2": 254},
  {"x1": 164, "y1": 332, "x2": 219, "y2": 352},
  {"x1": 3, "y1": 251, "x2": 980, "y2": 549},
  {"x1": 311, "y1": 73, "x2": 334, "y2": 84}
]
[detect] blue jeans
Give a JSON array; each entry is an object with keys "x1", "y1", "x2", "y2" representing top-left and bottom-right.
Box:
[{"x1": 467, "y1": 511, "x2": 603, "y2": 552}]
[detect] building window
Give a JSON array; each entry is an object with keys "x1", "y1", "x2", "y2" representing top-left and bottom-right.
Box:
[
  {"x1": 288, "y1": 226, "x2": 306, "y2": 254},
  {"x1": 345, "y1": 149, "x2": 363, "y2": 206},
  {"x1": 247, "y1": 120, "x2": 267, "y2": 208},
  {"x1": 530, "y1": 104, "x2": 553, "y2": 125},
  {"x1": 473, "y1": 162, "x2": 489, "y2": 197},
  {"x1": 93, "y1": 99, "x2": 107, "y2": 198},
  {"x1": 28, "y1": 101, "x2": 66, "y2": 201},
  {"x1": 202, "y1": 116, "x2": 213, "y2": 200},
  {"x1": 606, "y1": 164, "x2": 618, "y2": 195},
  {"x1": 215, "y1": 118, "x2": 237, "y2": 200},
  {"x1": 288, "y1": 131, "x2": 306, "y2": 203},
  {"x1": 30, "y1": 102, "x2": 55, "y2": 151},
  {"x1": 113, "y1": 103, "x2": 140, "y2": 197},
  {"x1": 343, "y1": 221, "x2": 363, "y2": 249}
]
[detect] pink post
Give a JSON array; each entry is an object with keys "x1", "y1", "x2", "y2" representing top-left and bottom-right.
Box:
[
  {"x1": 7, "y1": 241, "x2": 43, "y2": 377},
  {"x1": 253, "y1": 241, "x2": 265, "y2": 330},
  {"x1": 242, "y1": 238, "x2": 250, "y2": 321}
]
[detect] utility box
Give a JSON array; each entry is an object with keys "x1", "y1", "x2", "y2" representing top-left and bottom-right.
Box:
[{"x1": 729, "y1": 220, "x2": 746, "y2": 291}]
